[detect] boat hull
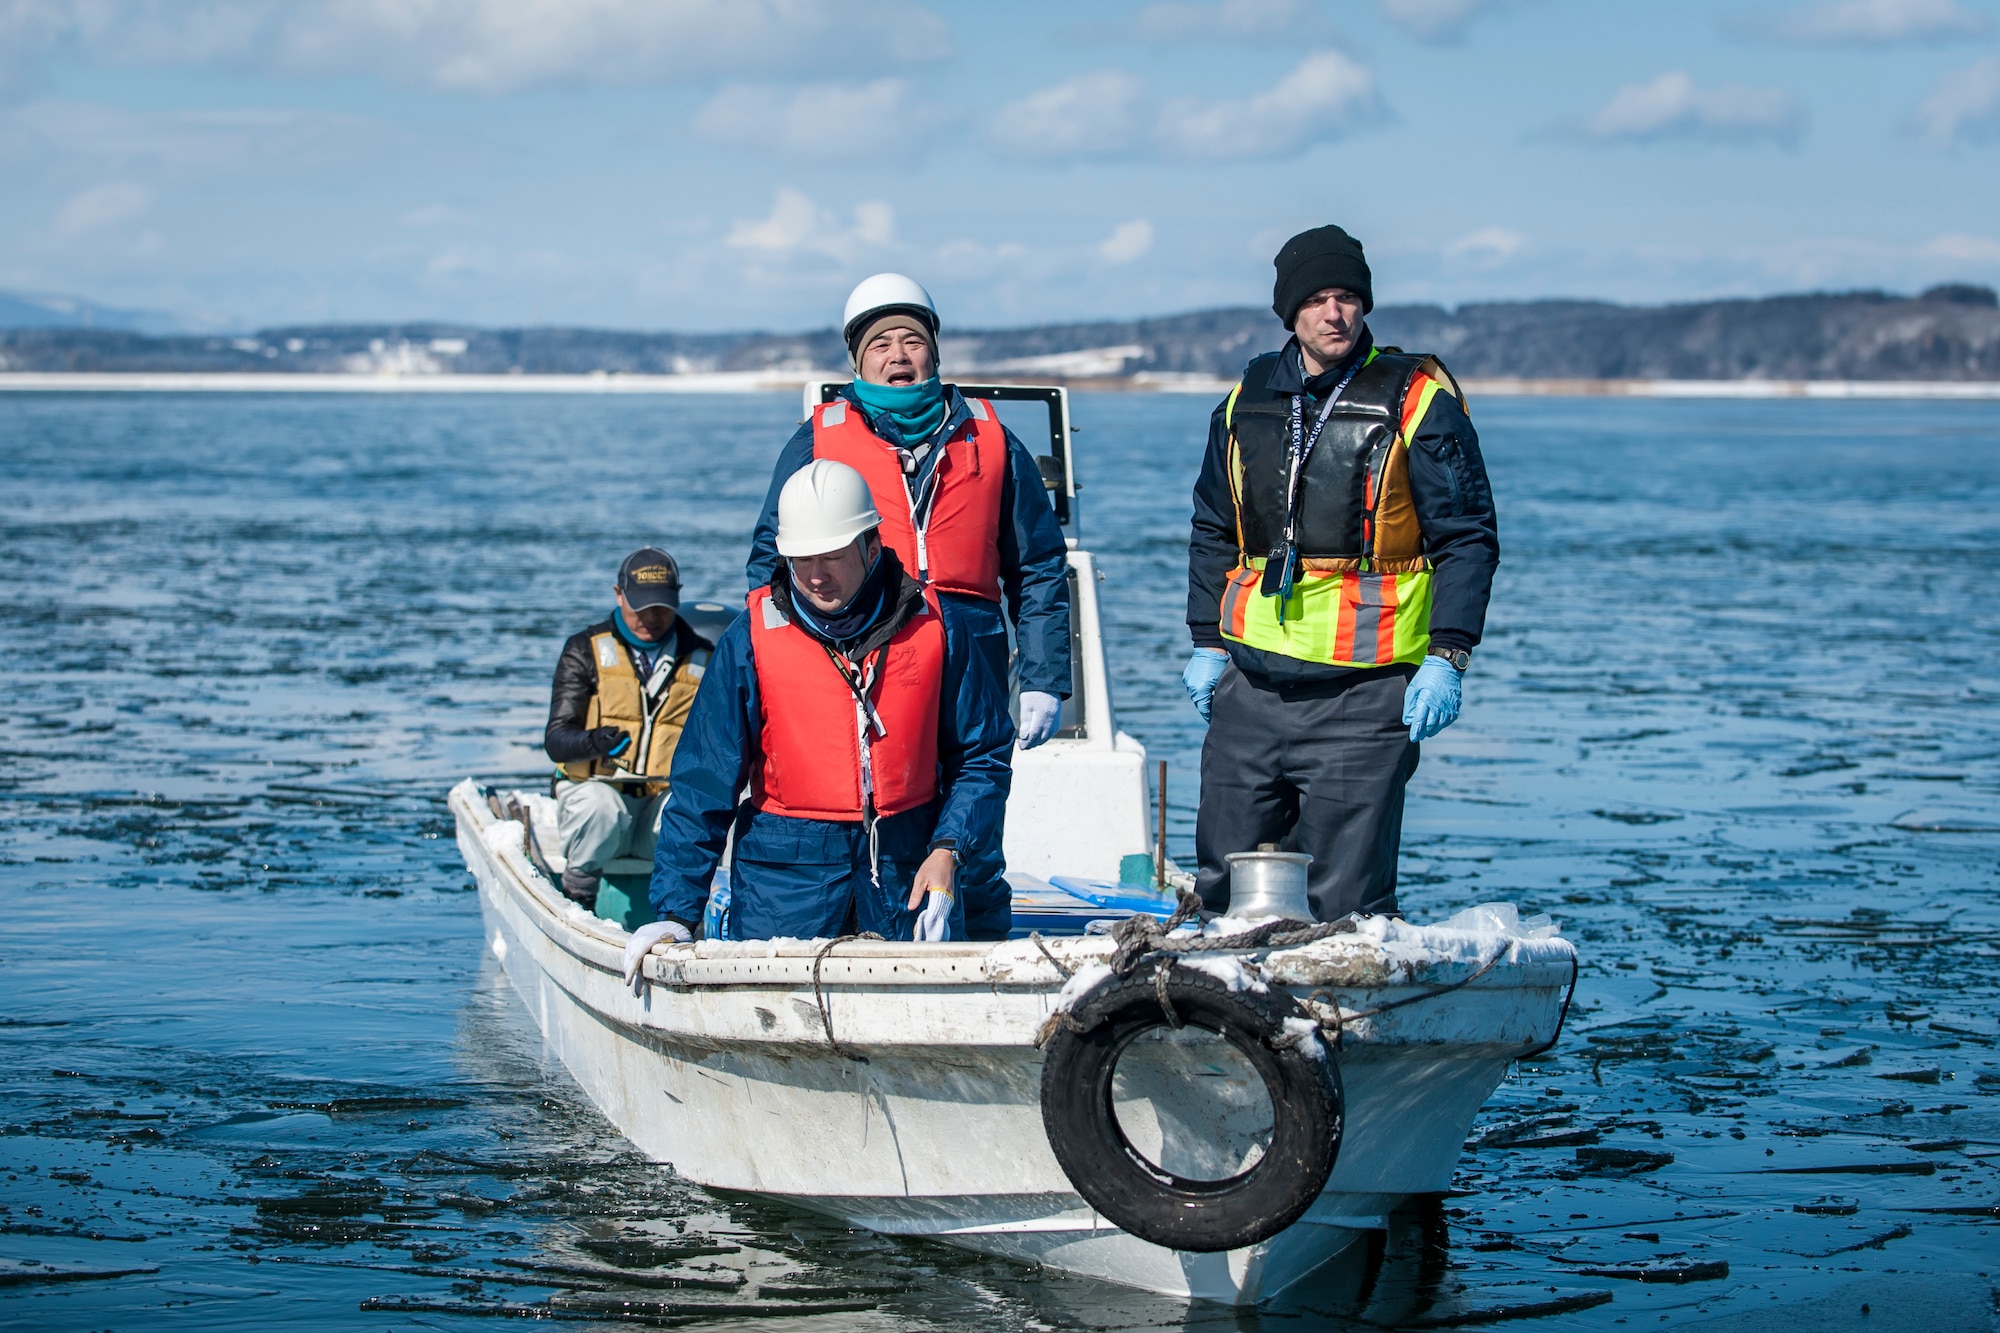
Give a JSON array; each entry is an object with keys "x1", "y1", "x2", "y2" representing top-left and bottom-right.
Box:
[{"x1": 453, "y1": 780, "x2": 1572, "y2": 1305}]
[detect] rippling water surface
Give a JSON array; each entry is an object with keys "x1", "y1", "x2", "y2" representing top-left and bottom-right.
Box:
[{"x1": 2, "y1": 391, "x2": 1996, "y2": 1330}]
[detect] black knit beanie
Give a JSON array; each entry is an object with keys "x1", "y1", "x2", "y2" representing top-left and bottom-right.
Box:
[{"x1": 1272, "y1": 225, "x2": 1373, "y2": 328}]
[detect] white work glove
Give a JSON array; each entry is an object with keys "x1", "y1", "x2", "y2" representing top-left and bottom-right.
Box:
[
  {"x1": 913, "y1": 890, "x2": 953, "y2": 942},
  {"x1": 1016, "y1": 691, "x2": 1062, "y2": 749},
  {"x1": 622, "y1": 919, "x2": 691, "y2": 994}
]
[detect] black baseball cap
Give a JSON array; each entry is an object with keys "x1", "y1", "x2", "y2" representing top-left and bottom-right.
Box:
[{"x1": 618, "y1": 547, "x2": 681, "y2": 611}]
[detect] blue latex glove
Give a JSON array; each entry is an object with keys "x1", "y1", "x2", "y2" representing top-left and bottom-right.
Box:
[
  {"x1": 1402, "y1": 655, "x2": 1463, "y2": 742},
  {"x1": 1017, "y1": 691, "x2": 1062, "y2": 749},
  {"x1": 1182, "y1": 648, "x2": 1229, "y2": 723}
]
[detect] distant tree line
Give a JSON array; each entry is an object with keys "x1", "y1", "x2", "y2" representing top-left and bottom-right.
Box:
[{"x1": 2, "y1": 286, "x2": 1995, "y2": 381}]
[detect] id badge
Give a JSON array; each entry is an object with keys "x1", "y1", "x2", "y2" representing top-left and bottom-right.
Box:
[{"x1": 1260, "y1": 542, "x2": 1297, "y2": 599}]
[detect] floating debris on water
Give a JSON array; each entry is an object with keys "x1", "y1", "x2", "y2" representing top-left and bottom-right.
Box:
[
  {"x1": 1572, "y1": 1259, "x2": 1729, "y2": 1283},
  {"x1": 0, "y1": 1259, "x2": 161, "y2": 1286}
]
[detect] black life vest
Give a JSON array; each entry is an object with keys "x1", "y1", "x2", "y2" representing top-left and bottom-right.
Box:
[{"x1": 1226, "y1": 348, "x2": 1431, "y2": 565}]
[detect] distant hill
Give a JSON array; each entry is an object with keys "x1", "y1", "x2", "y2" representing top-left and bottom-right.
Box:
[
  {"x1": 0, "y1": 289, "x2": 183, "y2": 334},
  {"x1": 3, "y1": 285, "x2": 1996, "y2": 381}
]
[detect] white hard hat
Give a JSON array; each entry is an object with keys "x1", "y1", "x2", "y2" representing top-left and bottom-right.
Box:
[
  {"x1": 775, "y1": 459, "x2": 883, "y2": 559},
  {"x1": 842, "y1": 273, "x2": 938, "y2": 345}
]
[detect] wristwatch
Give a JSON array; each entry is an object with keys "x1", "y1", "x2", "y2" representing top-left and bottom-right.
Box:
[{"x1": 1433, "y1": 647, "x2": 1471, "y2": 671}]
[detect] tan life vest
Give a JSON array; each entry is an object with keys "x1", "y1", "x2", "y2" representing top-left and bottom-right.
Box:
[{"x1": 558, "y1": 630, "x2": 708, "y2": 795}]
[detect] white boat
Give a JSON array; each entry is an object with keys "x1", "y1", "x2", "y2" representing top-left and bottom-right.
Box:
[{"x1": 450, "y1": 384, "x2": 1577, "y2": 1305}]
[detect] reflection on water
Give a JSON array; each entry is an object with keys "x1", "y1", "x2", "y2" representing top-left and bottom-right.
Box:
[{"x1": 1, "y1": 391, "x2": 1996, "y2": 1329}]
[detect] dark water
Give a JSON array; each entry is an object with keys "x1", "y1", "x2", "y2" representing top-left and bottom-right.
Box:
[{"x1": 2, "y1": 391, "x2": 1996, "y2": 1331}]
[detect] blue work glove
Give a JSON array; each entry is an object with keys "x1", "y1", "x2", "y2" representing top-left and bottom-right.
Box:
[
  {"x1": 1017, "y1": 691, "x2": 1062, "y2": 749},
  {"x1": 1402, "y1": 655, "x2": 1463, "y2": 742},
  {"x1": 1182, "y1": 648, "x2": 1229, "y2": 723}
]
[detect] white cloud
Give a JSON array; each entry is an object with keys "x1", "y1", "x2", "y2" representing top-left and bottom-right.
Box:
[
  {"x1": 725, "y1": 187, "x2": 895, "y2": 263},
  {"x1": 1129, "y1": 0, "x2": 1316, "y2": 41},
  {"x1": 1443, "y1": 226, "x2": 1528, "y2": 265},
  {"x1": 1923, "y1": 232, "x2": 2000, "y2": 262},
  {"x1": 990, "y1": 71, "x2": 1152, "y2": 158},
  {"x1": 1768, "y1": 0, "x2": 1989, "y2": 44},
  {"x1": 398, "y1": 203, "x2": 475, "y2": 229},
  {"x1": 0, "y1": 100, "x2": 380, "y2": 173},
  {"x1": 0, "y1": 0, "x2": 953, "y2": 96},
  {"x1": 1098, "y1": 219, "x2": 1155, "y2": 264},
  {"x1": 1158, "y1": 50, "x2": 1381, "y2": 158},
  {"x1": 1581, "y1": 71, "x2": 1804, "y2": 146},
  {"x1": 1911, "y1": 56, "x2": 2000, "y2": 144},
  {"x1": 1379, "y1": 0, "x2": 1499, "y2": 43},
  {"x1": 52, "y1": 181, "x2": 151, "y2": 236},
  {"x1": 993, "y1": 52, "x2": 1379, "y2": 162},
  {"x1": 694, "y1": 78, "x2": 940, "y2": 161}
]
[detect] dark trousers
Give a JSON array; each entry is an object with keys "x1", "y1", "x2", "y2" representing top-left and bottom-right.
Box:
[{"x1": 1195, "y1": 663, "x2": 1418, "y2": 922}]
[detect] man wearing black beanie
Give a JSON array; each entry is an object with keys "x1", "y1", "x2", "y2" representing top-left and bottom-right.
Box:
[
  {"x1": 1271, "y1": 224, "x2": 1374, "y2": 324},
  {"x1": 1180, "y1": 224, "x2": 1499, "y2": 924}
]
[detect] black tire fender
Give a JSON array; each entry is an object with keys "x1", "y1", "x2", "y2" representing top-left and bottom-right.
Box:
[{"x1": 1039, "y1": 961, "x2": 1344, "y2": 1253}]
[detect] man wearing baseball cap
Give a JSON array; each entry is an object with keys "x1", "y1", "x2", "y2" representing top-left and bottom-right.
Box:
[
  {"x1": 543, "y1": 547, "x2": 713, "y2": 908},
  {"x1": 648, "y1": 460, "x2": 1012, "y2": 944}
]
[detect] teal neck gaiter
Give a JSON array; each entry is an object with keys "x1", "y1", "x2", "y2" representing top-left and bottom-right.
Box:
[
  {"x1": 613, "y1": 608, "x2": 668, "y2": 655},
  {"x1": 851, "y1": 376, "x2": 946, "y2": 444}
]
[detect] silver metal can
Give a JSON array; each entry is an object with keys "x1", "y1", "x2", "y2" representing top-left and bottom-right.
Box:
[{"x1": 1223, "y1": 849, "x2": 1314, "y2": 923}]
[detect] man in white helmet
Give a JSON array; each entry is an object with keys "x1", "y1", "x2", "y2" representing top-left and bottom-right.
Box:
[
  {"x1": 746, "y1": 274, "x2": 1071, "y2": 939},
  {"x1": 651, "y1": 460, "x2": 1014, "y2": 943}
]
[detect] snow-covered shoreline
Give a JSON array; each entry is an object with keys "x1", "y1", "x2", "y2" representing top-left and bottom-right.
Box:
[{"x1": 3, "y1": 370, "x2": 1998, "y2": 398}]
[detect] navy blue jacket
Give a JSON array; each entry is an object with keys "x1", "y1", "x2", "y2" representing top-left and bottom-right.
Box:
[
  {"x1": 650, "y1": 590, "x2": 1014, "y2": 940},
  {"x1": 1187, "y1": 331, "x2": 1500, "y2": 688},
  {"x1": 747, "y1": 383, "x2": 1073, "y2": 699}
]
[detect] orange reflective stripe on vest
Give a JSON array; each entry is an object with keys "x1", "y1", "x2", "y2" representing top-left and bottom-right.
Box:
[
  {"x1": 746, "y1": 585, "x2": 944, "y2": 822},
  {"x1": 1218, "y1": 348, "x2": 1458, "y2": 669},
  {"x1": 812, "y1": 395, "x2": 1005, "y2": 601},
  {"x1": 1221, "y1": 564, "x2": 1407, "y2": 654}
]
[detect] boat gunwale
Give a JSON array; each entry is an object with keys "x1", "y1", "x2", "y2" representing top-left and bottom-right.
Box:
[{"x1": 456, "y1": 780, "x2": 1573, "y2": 1013}]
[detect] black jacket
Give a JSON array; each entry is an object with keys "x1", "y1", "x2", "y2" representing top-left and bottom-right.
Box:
[
  {"x1": 544, "y1": 616, "x2": 712, "y2": 764},
  {"x1": 1187, "y1": 331, "x2": 1500, "y2": 688}
]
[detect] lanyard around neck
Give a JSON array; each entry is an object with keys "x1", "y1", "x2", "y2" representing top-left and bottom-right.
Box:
[{"x1": 1281, "y1": 352, "x2": 1366, "y2": 541}]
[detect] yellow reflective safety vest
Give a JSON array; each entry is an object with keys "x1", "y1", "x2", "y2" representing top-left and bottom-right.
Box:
[
  {"x1": 558, "y1": 630, "x2": 709, "y2": 794},
  {"x1": 1218, "y1": 346, "x2": 1466, "y2": 668}
]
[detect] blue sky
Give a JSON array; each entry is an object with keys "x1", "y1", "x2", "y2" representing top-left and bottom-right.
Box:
[{"x1": 2, "y1": 0, "x2": 1998, "y2": 332}]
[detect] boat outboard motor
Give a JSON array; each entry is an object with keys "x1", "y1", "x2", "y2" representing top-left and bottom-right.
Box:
[{"x1": 1038, "y1": 931, "x2": 1344, "y2": 1252}]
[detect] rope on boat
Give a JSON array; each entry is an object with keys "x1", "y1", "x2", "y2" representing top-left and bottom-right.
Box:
[
  {"x1": 1304, "y1": 945, "x2": 1510, "y2": 1050},
  {"x1": 1513, "y1": 951, "x2": 1581, "y2": 1060},
  {"x1": 1152, "y1": 959, "x2": 1183, "y2": 1029},
  {"x1": 1028, "y1": 931, "x2": 1075, "y2": 979},
  {"x1": 1105, "y1": 889, "x2": 1359, "y2": 977},
  {"x1": 811, "y1": 933, "x2": 884, "y2": 1063},
  {"x1": 1079, "y1": 888, "x2": 1562, "y2": 1055}
]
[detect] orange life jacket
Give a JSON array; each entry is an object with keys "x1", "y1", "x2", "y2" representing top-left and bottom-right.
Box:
[
  {"x1": 745, "y1": 584, "x2": 945, "y2": 822},
  {"x1": 810, "y1": 393, "x2": 1005, "y2": 602}
]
